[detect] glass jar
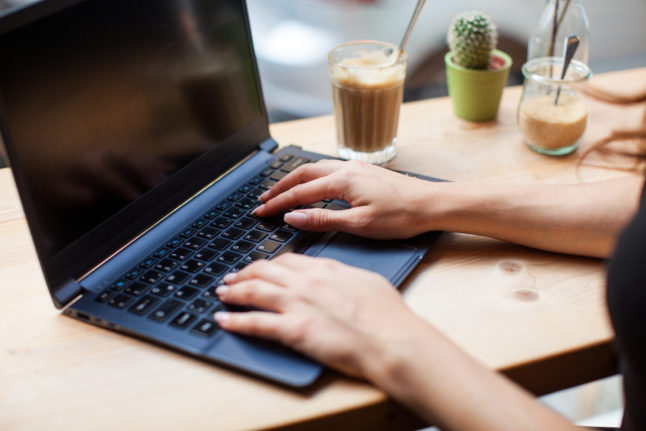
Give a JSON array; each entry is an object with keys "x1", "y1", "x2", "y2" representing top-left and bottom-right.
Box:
[
  {"x1": 527, "y1": 0, "x2": 589, "y2": 65},
  {"x1": 517, "y1": 57, "x2": 591, "y2": 156}
]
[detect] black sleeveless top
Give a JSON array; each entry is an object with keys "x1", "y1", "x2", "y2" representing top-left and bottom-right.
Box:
[{"x1": 607, "y1": 180, "x2": 646, "y2": 431}]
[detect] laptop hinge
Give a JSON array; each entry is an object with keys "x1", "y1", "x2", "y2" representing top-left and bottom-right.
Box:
[
  {"x1": 259, "y1": 138, "x2": 278, "y2": 154},
  {"x1": 53, "y1": 278, "x2": 84, "y2": 309}
]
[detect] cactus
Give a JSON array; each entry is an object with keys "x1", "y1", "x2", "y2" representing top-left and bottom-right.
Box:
[{"x1": 447, "y1": 11, "x2": 498, "y2": 70}]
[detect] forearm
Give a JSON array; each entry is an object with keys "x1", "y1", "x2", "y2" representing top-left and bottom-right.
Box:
[
  {"x1": 423, "y1": 176, "x2": 643, "y2": 258},
  {"x1": 363, "y1": 320, "x2": 575, "y2": 431}
]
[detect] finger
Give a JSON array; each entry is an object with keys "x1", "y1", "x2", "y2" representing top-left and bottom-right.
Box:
[
  {"x1": 255, "y1": 176, "x2": 342, "y2": 217},
  {"x1": 216, "y1": 280, "x2": 288, "y2": 311},
  {"x1": 214, "y1": 310, "x2": 287, "y2": 342},
  {"x1": 225, "y1": 259, "x2": 294, "y2": 286},
  {"x1": 258, "y1": 160, "x2": 345, "y2": 203},
  {"x1": 282, "y1": 206, "x2": 372, "y2": 234}
]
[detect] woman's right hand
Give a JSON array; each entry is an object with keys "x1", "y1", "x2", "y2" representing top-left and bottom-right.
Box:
[{"x1": 253, "y1": 159, "x2": 439, "y2": 239}]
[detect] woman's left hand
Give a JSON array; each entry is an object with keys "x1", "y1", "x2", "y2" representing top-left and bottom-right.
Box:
[{"x1": 214, "y1": 253, "x2": 427, "y2": 378}]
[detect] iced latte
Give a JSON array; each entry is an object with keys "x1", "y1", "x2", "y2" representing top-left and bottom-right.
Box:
[{"x1": 328, "y1": 41, "x2": 407, "y2": 164}]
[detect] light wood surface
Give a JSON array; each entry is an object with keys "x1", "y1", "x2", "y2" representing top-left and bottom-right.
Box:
[{"x1": 1, "y1": 67, "x2": 645, "y2": 431}]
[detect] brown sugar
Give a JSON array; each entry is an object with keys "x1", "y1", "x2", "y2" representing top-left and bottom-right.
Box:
[{"x1": 518, "y1": 94, "x2": 588, "y2": 150}]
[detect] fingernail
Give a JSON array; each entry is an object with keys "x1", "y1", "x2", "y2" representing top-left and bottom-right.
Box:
[
  {"x1": 251, "y1": 204, "x2": 265, "y2": 215},
  {"x1": 259, "y1": 191, "x2": 270, "y2": 201},
  {"x1": 214, "y1": 311, "x2": 229, "y2": 323},
  {"x1": 222, "y1": 273, "x2": 236, "y2": 283},
  {"x1": 215, "y1": 285, "x2": 229, "y2": 297},
  {"x1": 284, "y1": 211, "x2": 308, "y2": 226}
]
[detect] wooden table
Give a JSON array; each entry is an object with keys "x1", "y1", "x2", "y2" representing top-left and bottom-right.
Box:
[{"x1": 1, "y1": 67, "x2": 644, "y2": 431}]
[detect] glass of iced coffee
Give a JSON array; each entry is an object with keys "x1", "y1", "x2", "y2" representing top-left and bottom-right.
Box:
[
  {"x1": 328, "y1": 41, "x2": 407, "y2": 164},
  {"x1": 517, "y1": 57, "x2": 591, "y2": 156}
]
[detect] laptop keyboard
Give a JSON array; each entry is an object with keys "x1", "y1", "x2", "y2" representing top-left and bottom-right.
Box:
[{"x1": 94, "y1": 153, "x2": 340, "y2": 339}]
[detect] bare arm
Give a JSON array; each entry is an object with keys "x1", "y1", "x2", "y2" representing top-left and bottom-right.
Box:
[
  {"x1": 254, "y1": 160, "x2": 643, "y2": 258},
  {"x1": 215, "y1": 255, "x2": 576, "y2": 431}
]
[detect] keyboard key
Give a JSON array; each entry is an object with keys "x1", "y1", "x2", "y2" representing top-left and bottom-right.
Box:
[
  {"x1": 125, "y1": 268, "x2": 143, "y2": 280},
  {"x1": 165, "y1": 270, "x2": 189, "y2": 285},
  {"x1": 223, "y1": 207, "x2": 245, "y2": 219},
  {"x1": 192, "y1": 219, "x2": 208, "y2": 229},
  {"x1": 244, "y1": 250, "x2": 270, "y2": 263},
  {"x1": 191, "y1": 319, "x2": 220, "y2": 337},
  {"x1": 238, "y1": 184, "x2": 253, "y2": 194},
  {"x1": 139, "y1": 257, "x2": 156, "y2": 269},
  {"x1": 270, "y1": 170, "x2": 288, "y2": 182},
  {"x1": 179, "y1": 228, "x2": 195, "y2": 238},
  {"x1": 128, "y1": 295, "x2": 159, "y2": 315},
  {"x1": 269, "y1": 159, "x2": 284, "y2": 169},
  {"x1": 256, "y1": 220, "x2": 280, "y2": 232},
  {"x1": 180, "y1": 259, "x2": 205, "y2": 273},
  {"x1": 153, "y1": 248, "x2": 170, "y2": 259},
  {"x1": 246, "y1": 188, "x2": 263, "y2": 200},
  {"x1": 269, "y1": 229, "x2": 293, "y2": 242},
  {"x1": 203, "y1": 209, "x2": 220, "y2": 219},
  {"x1": 194, "y1": 249, "x2": 218, "y2": 262},
  {"x1": 326, "y1": 202, "x2": 349, "y2": 211},
  {"x1": 149, "y1": 299, "x2": 183, "y2": 322},
  {"x1": 259, "y1": 178, "x2": 278, "y2": 190},
  {"x1": 211, "y1": 217, "x2": 232, "y2": 229},
  {"x1": 208, "y1": 238, "x2": 232, "y2": 251},
  {"x1": 214, "y1": 200, "x2": 231, "y2": 210},
  {"x1": 244, "y1": 230, "x2": 267, "y2": 243},
  {"x1": 257, "y1": 240, "x2": 281, "y2": 253},
  {"x1": 281, "y1": 223, "x2": 298, "y2": 232},
  {"x1": 217, "y1": 251, "x2": 242, "y2": 264},
  {"x1": 248, "y1": 176, "x2": 262, "y2": 185},
  {"x1": 169, "y1": 247, "x2": 193, "y2": 261},
  {"x1": 188, "y1": 298, "x2": 214, "y2": 314},
  {"x1": 189, "y1": 274, "x2": 215, "y2": 288},
  {"x1": 96, "y1": 289, "x2": 112, "y2": 303},
  {"x1": 236, "y1": 198, "x2": 258, "y2": 211},
  {"x1": 183, "y1": 237, "x2": 206, "y2": 250},
  {"x1": 279, "y1": 153, "x2": 293, "y2": 162},
  {"x1": 175, "y1": 286, "x2": 199, "y2": 300},
  {"x1": 260, "y1": 168, "x2": 274, "y2": 177},
  {"x1": 227, "y1": 192, "x2": 242, "y2": 202},
  {"x1": 110, "y1": 279, "x2": 128, "y2": 290},
  {"x1": 204, "y1": 262, "x2": 227, "y2": 276},
  {"x1": 234, "y1": 217, "x2": 256, "y2": 230},
  {"x1": 108, "y1": 293, "x2": 132, "y2": 309},
  {"x1": 125, "y1": 282, "x2": 148, "y2": 296},
  {"x1": 150, "y1": 283, "x2": 177, "y2": 297},
  {"x1": 197, "y1": 227, "x2": 219, "y2": 240},
  {"x1": 166, "y1": 237, "x2": 182, "y2": 248},
  {"x1": 281, "y1": 156, "x2": 309, "y2": 172},
  {"x1": 222, "y1": 227, "x2": 244, "y2": 240},
  {"x1": 170, "y1": 311, "x2": 197, "y2": 329},
  {"x1": 140, "y1": 270, "x2": 164, "y2": 284},
  {"x1": 154, "y1": 258, "x2": 178, "y2": 272},
  {"x1": 231, "y1": 240, "x2": 254, "y2": 253},
  {"x1": 232, "y1": 262, "x2": 248, "y2": 272}
]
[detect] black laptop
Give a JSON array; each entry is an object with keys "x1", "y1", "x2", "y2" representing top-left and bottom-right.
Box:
[{"x1": 0, "y1": 0, "x2": 440, "y2": 387}]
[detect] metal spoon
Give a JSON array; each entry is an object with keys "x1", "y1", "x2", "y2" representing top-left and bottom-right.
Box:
[
  {"x1": 385, "y1": 0, "x2": 426, "y2": 62},
  {"x1": 554, "y1": 35, "x2": 580, "y2": 105}
]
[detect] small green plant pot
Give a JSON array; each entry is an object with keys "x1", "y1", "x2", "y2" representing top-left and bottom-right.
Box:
[{"x1": 444, "y1": 50, "x2": 512, "y2": 122}]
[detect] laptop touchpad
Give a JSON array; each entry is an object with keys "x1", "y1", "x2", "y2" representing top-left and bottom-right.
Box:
[{"x1": 312, "y1": 233, "x2": 419, "y2": 283}]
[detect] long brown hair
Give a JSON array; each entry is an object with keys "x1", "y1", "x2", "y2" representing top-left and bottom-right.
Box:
[{"x1": 580, "y1": 85, "x2": 646, "y2": 171}]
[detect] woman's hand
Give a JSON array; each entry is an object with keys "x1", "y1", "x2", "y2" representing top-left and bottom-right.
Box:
[
  {"x1": 213, "y1": 253, "x2": 429, "y2": 378},
  {"x1": 253, "y1": 160, "x2": 437, "y2": 239}
]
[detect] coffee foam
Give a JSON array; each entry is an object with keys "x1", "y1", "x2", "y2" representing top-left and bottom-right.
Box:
[{"x1": 330, "y1": 50, "x2": 405, "y2": 89}]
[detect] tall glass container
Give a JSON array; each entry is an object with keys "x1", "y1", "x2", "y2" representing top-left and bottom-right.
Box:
[{"x1": 527, "y1": 0, "x2": 589, "y2": 65}]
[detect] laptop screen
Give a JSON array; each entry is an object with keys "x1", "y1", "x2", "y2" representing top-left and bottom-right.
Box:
[{"x1": 0, "y1": 0, "x2": 263, "y2": 259}]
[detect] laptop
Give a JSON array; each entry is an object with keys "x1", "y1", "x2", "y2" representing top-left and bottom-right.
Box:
[{"x1": 0, "y1": 0, "x2": 441, "y2": 387}]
